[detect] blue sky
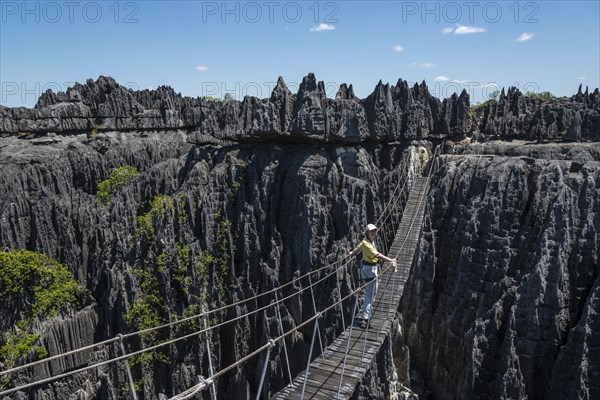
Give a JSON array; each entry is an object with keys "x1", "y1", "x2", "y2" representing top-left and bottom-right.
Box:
[{"x1": 1, "y1": 0, "x2": 599, "y2": 107}]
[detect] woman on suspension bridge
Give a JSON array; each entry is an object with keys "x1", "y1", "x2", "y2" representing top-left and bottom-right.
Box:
[{"x1": 349, "y1": 224, "x2": 397, "y2": 324}]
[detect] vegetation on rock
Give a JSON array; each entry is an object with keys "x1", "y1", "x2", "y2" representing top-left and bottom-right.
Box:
[
  {"x1": 0, "y1": 250, "x2": 86, "y2": 368},
  {"x1": 97, "y1": 165, "x2": 140, "y2": 204}
]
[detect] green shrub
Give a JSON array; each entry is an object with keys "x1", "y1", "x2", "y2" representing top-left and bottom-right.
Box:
[
  {"x1": 175, "y1": 302, "x2": 208, "y2": 334},
  {"x1": 155, "y1": 253, "x2": 169, "y2": 273},
  {"x1": 125, "y1": 296, "x2": 164, "y2": 338},
  {"x1": 470, "y1": 100, "x2": 494, "y2": 115},
  {"x1": 135, "y1": 214, "x2": 155, "y2": 240},
  {"x1": 195, "y1": 251, "x2": 213, "y2": 278},
  {"x1": 97, "y1": 166, "x2": 140, "y2": 204},
  {"x1": 134, "y1": 195, "x2": 176, "y2": 241},
  {"x1": 0, "y1": 331, "x2": 45, "y2": 368},
  {"x1": 125, "y1": 267, "x2": 167, "y2": 368},
  {"x1": 525, "y1": 91, "x2": 555, "y2": 101},
  {"x1": 150, "y1": 195, "x2": 174, "y2": 216},
  {"x1": 0, "y1": 250, "x2": 85, "y2": 368},
  {"x1": 0, "y1": 250, "x2": 83, "y2": 318}
]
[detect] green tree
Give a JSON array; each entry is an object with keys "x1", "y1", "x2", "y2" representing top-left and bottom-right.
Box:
[
  {"x1": 489, "y1": 90, "x2": 500, "y2": 101},
  {"x1": 0, "y1": 250, "x2": 86, "y2": 368},
  {"x1": 97, "y1": 165, "x2": 140, "y2": 204},
  {"x1": 525, "y1": 91, "x2": 555, "y2": 101}
]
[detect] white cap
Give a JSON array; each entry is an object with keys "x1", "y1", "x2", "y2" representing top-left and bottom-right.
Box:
[{"x1": 366, "y1": 224, "x2": 378, "y2": 231}]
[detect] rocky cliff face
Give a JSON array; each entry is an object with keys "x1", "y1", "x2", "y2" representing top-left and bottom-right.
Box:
[
  {"x1": 0, "y1": 127, "x2": 416, "y2": 399},
  {"x1": 0, "y1": 74, "x2": 471, "y2": 142},
  {"x1": 1, "y1": 76, "x2": 600, "y2": 400},
  {"x1": 401, "y1": 144, "x2": 600, "y2": 399},
  {"x1": 473, "y1": 86, "x2": 600, "y2": 141}
]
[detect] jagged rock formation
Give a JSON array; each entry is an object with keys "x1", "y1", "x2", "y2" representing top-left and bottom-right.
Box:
[
  {"x1": 0, "y1": 74, "x2": 472, "y2": 142},
  {"x1": 473, "y1": 85, "x2": 600, "y2": 141},
  {"x1": 401, "y1": 146, "x2": 600, "y2": 399},
  {"x1": 1, "y1": 76, "x2": 600, "y2": 400},
  {"x1": 4, "y1": 75, "x2": 598, "y2": 143},
  {"x1": 0, "y1": 127, "x2": 414, "y2": 399}
]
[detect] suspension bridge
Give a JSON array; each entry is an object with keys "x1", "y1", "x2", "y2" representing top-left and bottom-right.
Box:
[
  {"x1": 0, "y1": 148, "x2": 438, "y2": 400},
  {"x1": 271, "y1": 176, "x2": 428, "y2": 400}
]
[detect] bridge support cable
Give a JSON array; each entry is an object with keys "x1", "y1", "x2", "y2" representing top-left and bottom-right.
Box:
[
  {"x1": 274, "y1": 290, "x2": 294, "y2": 387},
  {"x1": 336, "y1": 294, "x2": 360, "y2": 399},
  {"x1": 300, "y1": 312, "x2": 322, "y2": 400},
  {"x1": 255, "y1": 339, "x2": 275, "y2": 400},
  {"x1": 167, "y1": 274, "x2": 379, "y2": 399},
  {"x1": 172, "y1": 247, "x2": 401, "y2": 400},
  {"x1": 0, "y1": 254, "x2": 356, "y2": 397},
  {"x1": 308, "y1": 274, "x2": 326, "y2": 360},
  {"x1": 202, "y1": 317, "x2": 218, "y2": 400},
  {"x1": 117, "y1": 334, "x2": 139, "y2": 400}
]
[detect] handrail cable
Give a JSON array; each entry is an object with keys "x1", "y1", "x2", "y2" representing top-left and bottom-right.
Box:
[
  {"x1": 0, "y1": 153, "x2": 415, "y2": 398},
  {"x1": 0, "y1": 251, "x2": 359, "y2": 396},
  {"x1": 138, "y1": 154, "x2": 420, "y2": 400},
  {"x1": 336, "y1": 144, "x2": 441, "y2": 395},
  {"x1": 0, "y1": 152, "x2": 412, "y2": 380},
  {"x1": 170, "y1": 260, "x2": 401, "y2": 400},
  {"x1": 0, "y1": 168, "x2": 411, "y2": 397}
]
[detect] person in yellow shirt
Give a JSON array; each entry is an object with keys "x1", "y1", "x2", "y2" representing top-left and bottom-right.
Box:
[{"x1": 349, "y1": 224, "x2": 397, "y2": 323}]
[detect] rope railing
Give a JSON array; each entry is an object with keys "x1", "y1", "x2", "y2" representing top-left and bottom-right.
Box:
[
  {"x1": 170, "y1": 256, "x2": 396, "y2": 400},
  {"x1": 0, "y1": 150, "x2": 417, "y2": 398},
  {"x1": 168, "y1": 149, "x2": 423, "y2": 399},
  {"x1": 167, "y1": 152, "x2": 418, "y2": 399},
  {"x1": 1, "y1": 151, "x2": 412, "y2": 377},
  {"x1": 0, "y1": 225, "x2": 355, "y2": 380},
  {"x1": 336, "y1": 144, "x2": 441, "y2": 396},
  {"x1": 300, "y1": 148, "x2": 422, "y2": 398},
  {"x1": 1, "y1": 178, "x2": 412, "y2": 397},
  {"x1": 0, "y1": 251, "x2": 358, "y2": 397}
]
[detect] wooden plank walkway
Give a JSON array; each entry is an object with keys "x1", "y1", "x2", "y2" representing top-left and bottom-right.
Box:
[{"x1": 272, "y1": 176, "x2": 429, "y2": 400}]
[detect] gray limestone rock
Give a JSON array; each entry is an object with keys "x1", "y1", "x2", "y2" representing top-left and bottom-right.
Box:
[
  {"x1": 0, "y1": 131, "x2": 414, "y2": 399},
  {"x1": 473, "y1": 86, "x2": 600, "y2": 140},
  {"x1": 0, "y1": 74, "x2": 476, "y2": 142},
  {"x1": 1, "y1": 75, "x2": 600, "y2": 400},
  {"x1": 400, "y1": 152, "x2": 600, "y2": 400}
]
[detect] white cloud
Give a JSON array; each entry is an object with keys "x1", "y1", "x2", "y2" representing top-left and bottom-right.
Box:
[
  {"x1": 411, "y1": 62, "x2": 436, "y2": 68},
  {"x1": 434, "y1": 75, "x2": 450, "y2": 82},
  {"x1": 516, "y1": 32, "x2": 534, "y2": 42},
  {"x1": 455, "y1": 25, "x2": 487, "y2": 34},
  {"x1": 310, "y1": 23, "x2": 335, "y2": 32},
  {"x1": 194, "y1": 65, "x2": 209, "y2": 71},
  {"x1": 392, "y1": 44, "x2": 405, "y2": 52},
  {"x1": 577, "y1": 76, "x2": 587, "y2": 80},
  {"x1": 447, "y1": 25, "x2": 487, "y2": 35},
  {"x1": 452, "y1": 79, "x2": 470, "y2": 84}
]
